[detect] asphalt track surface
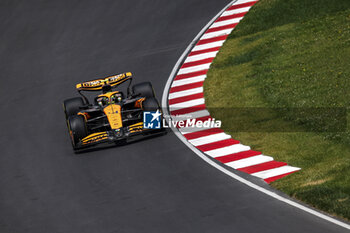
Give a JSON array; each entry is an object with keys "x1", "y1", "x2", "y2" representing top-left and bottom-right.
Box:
[{"x1": 0, "y1": 1, "x2": 349, "y2": 232}]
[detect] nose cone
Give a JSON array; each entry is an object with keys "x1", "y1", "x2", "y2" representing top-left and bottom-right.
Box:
[{"x1": 103, "y1": 104, "x2": 123, "y2": 129}]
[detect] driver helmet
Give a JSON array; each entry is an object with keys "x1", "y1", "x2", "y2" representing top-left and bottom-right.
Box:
[{"x1": 110, "y1": 93, "x2": 122, "y2": 104}]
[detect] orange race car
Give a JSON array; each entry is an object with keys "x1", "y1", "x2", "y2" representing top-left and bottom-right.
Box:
[{"x1": 63, "y1": 72, "x2": 165, "y2": 151}]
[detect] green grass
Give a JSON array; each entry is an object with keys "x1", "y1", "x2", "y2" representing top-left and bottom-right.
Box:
[{"x1": 204, "y1": 0, "x2": 350, "y2": 220}]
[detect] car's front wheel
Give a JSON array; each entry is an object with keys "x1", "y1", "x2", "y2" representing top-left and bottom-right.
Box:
[{"x1": 68, "y1": 115, "x2": 88, "y2": 146}]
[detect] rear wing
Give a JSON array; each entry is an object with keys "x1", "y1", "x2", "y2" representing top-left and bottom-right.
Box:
[{"x1": 76, "y1": 72, "x2": 132, "y2": 91}]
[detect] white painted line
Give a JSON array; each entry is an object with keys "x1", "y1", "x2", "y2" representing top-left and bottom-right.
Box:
[
  {"x1": 252, "y1": 166, "x2": 301, "y2": 179},
  {"x1": 161, "y1": 0, "x2": 350, "y2": 229},
  {"x1": 171, "y1": 75, "x2": 206, "y2": 87},
  {"x1": 171, "y1": 109, "x2": 210, "y2": 122},
  {"x1": 235, "y1": 0, "x2": 257, "y2": 4},
  {"x1": 210, "y1": 17, "x2": 243, "y2": 28},
  {"x1": 169, "y1": 87, "x2": 203, "y2": 99},
  {"x1": 226, "y1": 155, "x2": 273, "y2": 169},
  {"x1": 169, "y1": 98, "x2": 205, "y2": 110},
  {"x1": 205, "y1": 144, "x2": 251, "y2": 157},
  {"x1": 184, "y1": 52, "x2": 218, "y2": 63},
  {"x1": 200, "y1": 29, "x2": 233, "y2": 40},
  {"x1": 189, "y1": 132, "x2": 231, "y2": 146},
  {"x1": 192, "y1": 40, "x2": 225, "y2": 52},
  {"x1": 222, "y1": 7, "x2": 250, "y2": 16},
  {"x1": 178, "y1": 63, "x2": 212, "y2": 75}
]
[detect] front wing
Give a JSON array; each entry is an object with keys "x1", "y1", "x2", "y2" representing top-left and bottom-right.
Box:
[{"x1": 74, "y1": 122, "x2": 166, "y2": 150}]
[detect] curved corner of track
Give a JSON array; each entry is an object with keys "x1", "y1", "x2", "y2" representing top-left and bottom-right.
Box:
[
  {"x1": 162, "y1": 0, "x2": 299, "y2": 186},
  {"x1": 161, "y1": 0, "x2": 350, "y2": 230}
]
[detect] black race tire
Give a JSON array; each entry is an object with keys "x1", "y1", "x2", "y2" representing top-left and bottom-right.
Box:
[
  {"x1": 142, "y1": 97, "x2": 159, "y2": 111},
  {"x1": 132, "y1": 82, "x2": 155, "y2": 98},
  {"x1": 68, "y1": 115, "x2": 88, "y2": 146},
  {"x1": 63, "y1": 97, "x2": 84, "y2": 118}
]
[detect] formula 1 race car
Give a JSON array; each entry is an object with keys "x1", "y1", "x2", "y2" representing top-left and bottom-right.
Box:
[{"x1": 63, "y1": 72, "x2": 165, "y2": 150}]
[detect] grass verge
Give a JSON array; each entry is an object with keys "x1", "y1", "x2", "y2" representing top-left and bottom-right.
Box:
[{"x1": 204, "y1": 0, "x2": 350, "y2": 220}]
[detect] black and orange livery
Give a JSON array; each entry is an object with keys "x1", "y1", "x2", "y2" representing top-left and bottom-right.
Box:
[{"x1": 63, "y1": 72, "x2": 165, "y2": 151}]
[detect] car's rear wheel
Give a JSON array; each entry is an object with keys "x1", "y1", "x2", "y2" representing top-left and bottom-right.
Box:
[
  {"x1": 132, "y1": 82, "x2": 155, "y2": 98},
  {"x1": 68, "y1": 115, "x2": 88, "y2": 146},
  {"x1": 63, "y1": 97, "x2": 84, "y2": 118},
  {"x1": 142, "y1": 97, "x2": 159, "y2": 111}
]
